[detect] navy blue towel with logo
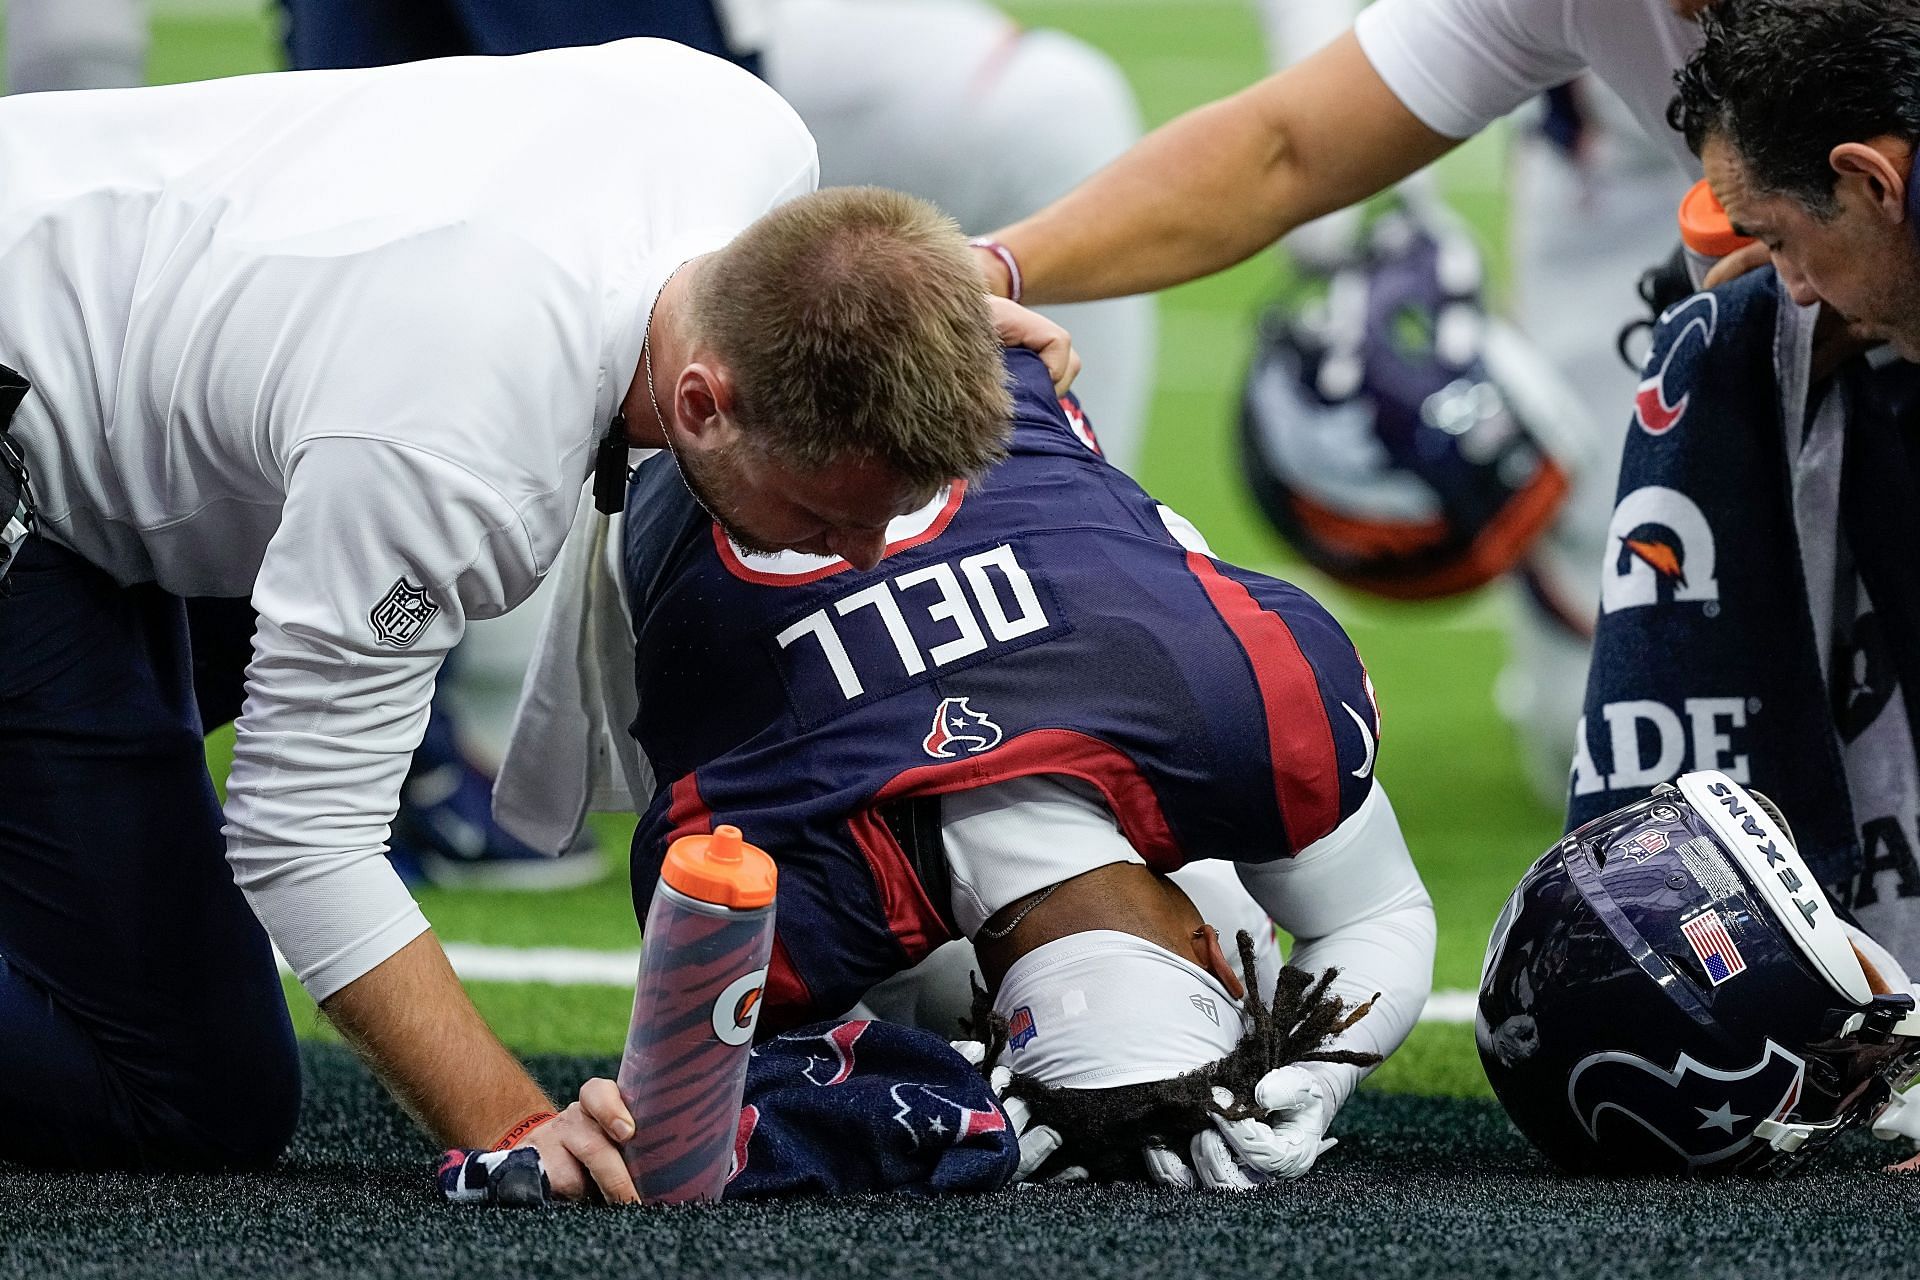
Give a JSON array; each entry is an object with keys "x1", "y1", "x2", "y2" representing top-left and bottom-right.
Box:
[
  {"x1": 438, "y1": 1019, "x2": 1014, "y2": 1205},
  {"x1": 1568, "y1": 267, "x2": 1920, "y2": 898},
  {"x1": 722, "y1": 1019, "x2": 1014, "y2": 1198}
]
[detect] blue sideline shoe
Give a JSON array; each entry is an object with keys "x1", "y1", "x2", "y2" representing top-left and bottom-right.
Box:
[{"x1": 388, "y1": 703, "x2": 606, "y2": 892}]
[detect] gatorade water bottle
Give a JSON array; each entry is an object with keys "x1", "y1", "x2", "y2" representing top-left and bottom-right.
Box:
[{"x1": 618, "y1": 824, "x2": 777, "y2": 1203}]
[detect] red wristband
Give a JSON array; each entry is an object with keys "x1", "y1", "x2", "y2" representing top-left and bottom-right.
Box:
[
  {"x1": 490, "y1": 1109, "x2": 557, "y2": 1151},
  {"x1": 968, "y1": 237, "x2": 1023, "y2": 304}
]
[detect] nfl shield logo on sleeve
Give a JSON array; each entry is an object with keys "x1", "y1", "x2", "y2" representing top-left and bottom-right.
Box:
[{"x1": 369, "y1": 577, "x2": 440, "y2": 648}]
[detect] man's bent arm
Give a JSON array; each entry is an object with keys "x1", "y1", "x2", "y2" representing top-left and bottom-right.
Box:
[
  {"x1": 1234, "y1": 782, "x2": 1435, "y2": 1112},
  {"x1": 988, "y1": 33, "x2": 1455, "y2": 305},
  {"x1": 322, "y1": 932, "x2": 553, "y2": 1147}
]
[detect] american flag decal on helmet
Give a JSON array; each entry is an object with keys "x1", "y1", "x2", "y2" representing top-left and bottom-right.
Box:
[
  {"x1": 369, "y1": 577, "x2": 439, "y2": 648},
  {"x1": 1680, "y1": 908, "x2": 1746, "y2": 985}
]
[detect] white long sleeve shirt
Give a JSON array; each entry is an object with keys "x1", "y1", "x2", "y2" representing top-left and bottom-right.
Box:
[{"x1": 0, "y1": 40, "x2": 818, "y2": 1000}]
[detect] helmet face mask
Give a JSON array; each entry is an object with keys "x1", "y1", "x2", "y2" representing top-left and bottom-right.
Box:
[{"x1": 1478, "y1": 771, "x2": 1920, "y2": 1176}]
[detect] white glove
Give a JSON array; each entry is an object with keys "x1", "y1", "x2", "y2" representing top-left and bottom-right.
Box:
[
  {"x1": 1143, "y1": 1066, "x2": 1339, "y2": 1192},
  {"x1": 951, "y1": 1040, "x2": 1083, "y2": 1183}
]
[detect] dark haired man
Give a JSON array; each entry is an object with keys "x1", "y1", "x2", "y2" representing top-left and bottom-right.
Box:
[
  {"x1": 497, "y1": 348, "x2": 1435, "y2": 1190},
  {"x1": 0, "y1": 40, "x2": 1070, "y2": 1200},
  {"x1": 1673, "y1": 0, "x2": 1920, "y2": 359},
  {"x1": 1557, "y1": 0, "x2": 1920, "y2": 974}
]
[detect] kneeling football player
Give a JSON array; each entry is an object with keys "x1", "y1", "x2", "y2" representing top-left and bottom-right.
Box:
[{"x1": 499, "y1": 348, "x2": 1436, "y2": 1188}]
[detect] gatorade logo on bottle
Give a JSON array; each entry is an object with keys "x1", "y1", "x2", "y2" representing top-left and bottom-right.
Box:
[{"x1": 713, "y1": 967, "x2": 769, "y2": 1046}]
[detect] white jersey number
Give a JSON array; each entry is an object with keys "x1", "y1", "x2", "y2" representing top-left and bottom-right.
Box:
[{"x1": 776, "y1": 544, "x2": 1050, "y2": 701}]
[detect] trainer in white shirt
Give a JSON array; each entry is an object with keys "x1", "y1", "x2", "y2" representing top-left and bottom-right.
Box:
[{"x1": 1, "y1": 38, "x2": 814, "y2": 1005}]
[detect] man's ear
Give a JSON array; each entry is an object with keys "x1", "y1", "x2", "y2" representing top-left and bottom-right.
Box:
[
  {"x1": 1831, "y1": 138, "x2": 1913, "y2": 222},
  {"x1": 672, "y1": 362, "x2": 737, "y2": 448}
]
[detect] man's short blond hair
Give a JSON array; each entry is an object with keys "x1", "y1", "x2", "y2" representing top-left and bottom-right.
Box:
[{"x1": 694, "y1": 187, "x2": 1012, "y2": 491}]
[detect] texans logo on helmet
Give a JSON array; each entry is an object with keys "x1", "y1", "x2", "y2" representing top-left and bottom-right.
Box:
[
  {"x1": 888, "y1": 1083, "x2": 1010, "y2": 1150},
  {"x1": 1634, "y1": 293, "x2": 1718, "y2": 436},
  {"x1": 1601, "y1": 487, "x2": 1720, "y2": 614},
  {"x1": 923, "y1": 696, "x2": 1004, "y2": 759},
  {"x1": 776, "y1": 1020, "x2": 871, "y2": 1087},
  {"x1": 1567, "y1": 1040, "x2": 1805, "y2": 1168}
]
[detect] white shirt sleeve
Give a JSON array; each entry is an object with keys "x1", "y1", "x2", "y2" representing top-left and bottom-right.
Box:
[
  {"x1": 1235, "y1": 783, "x2": 1436, "y2": 1112},
  {"x1": 494, "y1": 496, "x2": 653, "y2": 854},
  {"x1": 1353, "y1": 0, "x2": 1585, "y2": 139},
  {"x1": 225, "y1": 436, "x2": 542, "y2": 1002}
]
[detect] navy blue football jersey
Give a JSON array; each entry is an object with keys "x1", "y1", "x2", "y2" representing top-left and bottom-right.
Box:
[{"x1": 624, "y1": 350, "x2": 1379, "y2": 1027}]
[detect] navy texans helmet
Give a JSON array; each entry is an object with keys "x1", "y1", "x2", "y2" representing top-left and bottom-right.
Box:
[
  {"x1": 1479, "y1": 770, "x2": 1920, "y2": 1175},
  {"x1": 1239, "y1": 205, "x2": 1588, "y2": 599}
]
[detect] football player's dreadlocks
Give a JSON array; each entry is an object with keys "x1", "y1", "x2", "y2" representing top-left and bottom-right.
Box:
[{"x1": 965, "y1": 931, "x2": 1382, "y2": 1180}]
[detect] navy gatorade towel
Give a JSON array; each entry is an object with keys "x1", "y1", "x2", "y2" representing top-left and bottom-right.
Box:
[
  {"x1": 1568, "y1": 267, "x2": 1920, "y2": 896},
  {"x1": 438, "y1": 1021, "x2": 1014, "y2": 1204}
]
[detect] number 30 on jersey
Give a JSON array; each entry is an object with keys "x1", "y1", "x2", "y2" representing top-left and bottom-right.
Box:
[{"x1": 775, "y1": 544, "x2": 1053, "y2": 702}]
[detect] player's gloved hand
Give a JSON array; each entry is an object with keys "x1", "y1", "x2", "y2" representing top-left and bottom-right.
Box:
[
  {"x1": 521, "y1": 1077, "x2": 641, "y2": 1204},
  {"x1": 951, "y1": 1039, "x2": 1082, "y2": 1183},
  {"x1": 1217, "y1": 1067, "x2": 1338, "y2": 1181},
  {"x1": 1145, "y1": 1068, "x2": 1338, "y2": 1191}
]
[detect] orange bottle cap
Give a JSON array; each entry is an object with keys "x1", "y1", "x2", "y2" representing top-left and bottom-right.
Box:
[
  {"x1": 1679, "y1": 179, "x2": 1756, "y2": 259},
  {"x1": 661, "y1": 824, "x2": 777, "y2": 909}
]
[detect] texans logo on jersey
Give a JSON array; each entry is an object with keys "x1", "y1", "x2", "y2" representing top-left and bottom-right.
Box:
[
  {"x1": 923, "y1": 696, "x2": 1004, "y2": 759},
  {"x1": 1634, "y1": 293, "x2": 1718, "y2": 436},
  {"x1": 1567, "y1": 1040, "x2": 1805, "y2": 1168}
]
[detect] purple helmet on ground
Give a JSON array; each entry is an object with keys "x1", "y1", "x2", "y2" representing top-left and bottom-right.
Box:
[{"x1": 1240, "y1": 207, "x2": 1586, "y2": 599}]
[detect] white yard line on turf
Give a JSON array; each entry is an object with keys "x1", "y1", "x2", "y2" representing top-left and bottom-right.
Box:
[{"x1": 276, "y1": 942, "x2": 1479, "y2": 1021}]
